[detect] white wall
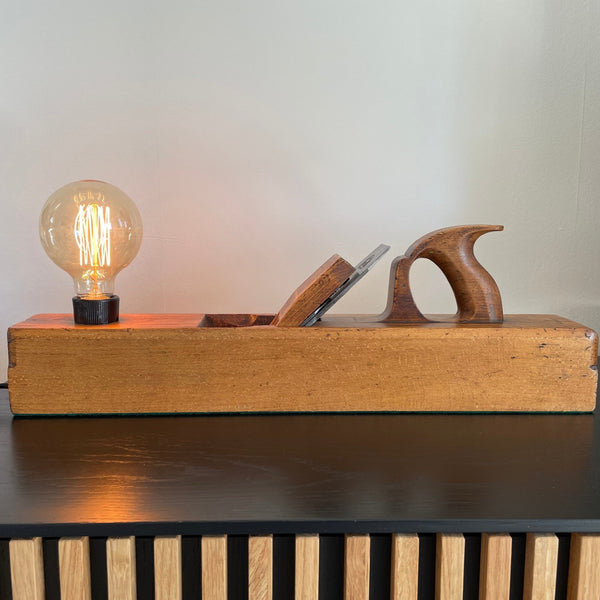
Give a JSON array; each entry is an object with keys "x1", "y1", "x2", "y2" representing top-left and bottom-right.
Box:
[{"x1": 1, "y1": 0, "x2": 599, "y2": 379}]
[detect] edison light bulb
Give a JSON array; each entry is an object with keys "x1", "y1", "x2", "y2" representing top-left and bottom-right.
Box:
[{"x1": 40, "y1": 180, "x2": 143, "y2": 324}]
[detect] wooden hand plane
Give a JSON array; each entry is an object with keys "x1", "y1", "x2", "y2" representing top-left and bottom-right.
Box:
[{"x1": 7, "y1": 225, "x2": 598, "y2": 415}]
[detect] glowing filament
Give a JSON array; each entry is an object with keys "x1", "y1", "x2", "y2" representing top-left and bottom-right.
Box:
[{"x1": 74, "y1": 204, "x2": 111, "y2": 267}]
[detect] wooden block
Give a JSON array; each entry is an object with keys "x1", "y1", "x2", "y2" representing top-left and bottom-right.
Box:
[
  {"x1": 59, "y1": 536, "x2": 92, "y2": 600},
  {"x1": 9, "y1": 537, "x2": 45, "y2": 600},
  {"x1": 295, "y1": 534, "x2": 319, "y2": 600},
  {"x1": 107, "y1": 537, "x2": 136, "y2": 600},
  {"x1": 344, "y1": 534, "x2": 370, "y2": 600},
  {"x1": 435, "y1": 533, "x2": 464, "y2": 600},
  {"x1": 391, "y1": 533, "x2": 419, "y2": 600},
  {"x1": 567, "y1": 533, "x2": 600, "y2": 599},
  {"x1": 249, "y1": 535, "x2": 273, "y2": 600},
  {"x1": 8, "y1": 313, "x2": 597, "y2": 414},
  {"x1": 523, "y1": 533, "x2": 558, "y2": 600},
  {"x1": 479, "y1": 533, "x2": 511, "y2": 600},
  {"x1": 202, "y1": 535, "x2": 227, "y2": 600},
  {"x1": 272, "y1": 254, "x2": 355, "y2": 326},
  {"x1": 154, "y1": 535, "x2": 182, "y2": 600}
]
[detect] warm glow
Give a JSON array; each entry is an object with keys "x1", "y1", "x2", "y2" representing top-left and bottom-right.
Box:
[
  {"x1": 40, "y1": 180, "x2": 143, "y2": 306},
  {"x1": 74, "y1": 201, "x2": 111, "y2": 268}
]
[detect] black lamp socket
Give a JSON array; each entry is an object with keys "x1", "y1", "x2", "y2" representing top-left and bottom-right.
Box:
[{"x1": 72, "y1": 295, "x2": 119, "y2": 325}]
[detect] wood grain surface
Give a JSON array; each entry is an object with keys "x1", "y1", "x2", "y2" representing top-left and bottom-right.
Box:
[
  {"x1": 272, "y1": 254, "x2": 355, "y2": 326},
  {"x1": 379, "y1": 225, "x2": 504, "y2": 324},
  {"x1": 479, "y1": 533, "x2": 511, "y2": 600},
  {"x1": 295, "y1": 534, "x2": 319, "y2": 600},
  {"x1": 344, "y1": 534, "x2": 370, "y2": 600},
  {"x1": 435, "y1": 533, "x2": 464, "y2": 600},
  {"x1": 391, "y1": 533, "x2": 419, "y2": 600},
  {"x1": 566, "y1": 533, "x2": 600, "y2": 599},
  {"x1": 249, "y1": 535, "x2": 273, "y2": 600},
  {"x1": 154, "y1": 535, "x2": 182, "y2": 600},
  {"x1": 106, "y1": 536, "x2": 136, "y2": 600},
  {"x1": 9, "y1": 537, "x2": 45, "y2": 600},
  {"x1": 59, "y1": 537, "x2": 92, "y2": 600},
  {"x1": 202, "y1": 535, "x2": 227, "y2": 600},
  {"x1": 8, "y1": 313, "x2": 597, "y2": 414},
  {"x1": 523, "y1": 533, "x2": 558, "y2": 600}
]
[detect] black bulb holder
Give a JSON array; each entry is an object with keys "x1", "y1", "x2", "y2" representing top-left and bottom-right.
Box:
[{"x1": 72, "y1": 295, "x2": 120, "y2": 325}]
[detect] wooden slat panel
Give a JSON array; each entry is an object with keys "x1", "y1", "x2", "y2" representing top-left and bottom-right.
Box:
[
  {"x1": 567, "y1": 533, "x2": 600, "y2": 599},
  {"x1": 9, "y1": 537, "x2": 45, "y2": 600},
  {"x1": 295, "y1": 534, "x2": 319, "y2": 600},
  {"x1": 107, "y1": 536, "x2": 136, "y2": 600},
  {"x1": 154, "y1": 535, "x2": 182, "y2": 600},
  {"x1": 249, "y1": 535, "x2": 273, "y2": 600},
  {"x1": 344, "y1": 534, "x2": 370, "y2": 600},
  {"x1": 202, "y1": 535, "x2": 227, "y2": 600},
  {"x1": 59, "y1": 536, "x2": 92, "y2": 600},
  {"x1": 523, "y1": 533, "x2": 558, "y2": 600},
  {"x1": 391, "y1": 533, "x2": 419, "y2": 600},
  {"x1": 435, "y1": 533, "x2": 465, "y2": 600},
  {"x1": 479, "y1": 533, "x2": 511, "y2": 600}
]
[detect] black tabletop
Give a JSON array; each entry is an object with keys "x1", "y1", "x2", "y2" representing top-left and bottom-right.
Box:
[{"x1": 1, "y1": 389, "x2": 599, "y2": 537}]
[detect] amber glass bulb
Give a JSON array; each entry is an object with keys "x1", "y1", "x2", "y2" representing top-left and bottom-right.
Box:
[{"x1": 40, "y1": 180, "x2": 143, "y2": 323}]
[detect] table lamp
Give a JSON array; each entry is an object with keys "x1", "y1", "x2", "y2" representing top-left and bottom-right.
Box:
[{"x1": 39, "y1": 180, "x2": 143, "y2": 324}]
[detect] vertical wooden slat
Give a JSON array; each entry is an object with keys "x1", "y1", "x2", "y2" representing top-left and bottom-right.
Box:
[
  {"x1": 155, "y1": 535, "x2": 182, "y2": 600},
  {"x1": 391, "y1": 533, "x2": 419, "y2": 600},
  {"x1": 479, "y1": 533, "x2": 511, "y2": 600},
  {"x1": 294, "y1": 535, "x2": 319, "y2": 600},
  {"x1": 567, "y1": 533, "x2": 600, "y2": 599},
  {"x1": 107, "y1": 536, "x2": 137, "y2": 600},
  {"x1": 435, "y1": 533, "x2": 465, "y2": 600},
  {"x1": 523, "y1": 533, "x2": 558, "y2": 600},
  {"x1": 59, "y1": 536, "x2": 92, "y2": 600},
  {"x1": 295, "y1": 534, "x2": 319, "y2": 600},
  {"x1": 249, "y1": 535, "x2": 273, "y2": 600},
  {"x1": 202, "y1": 535, "x2": 227, "y2": 600},
  {"x1": 10, "y1": 537, "x2": 45, "y2": 600},
  {"x1": 344, "y1": 534, "x2": 370, "y2": 600}
]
